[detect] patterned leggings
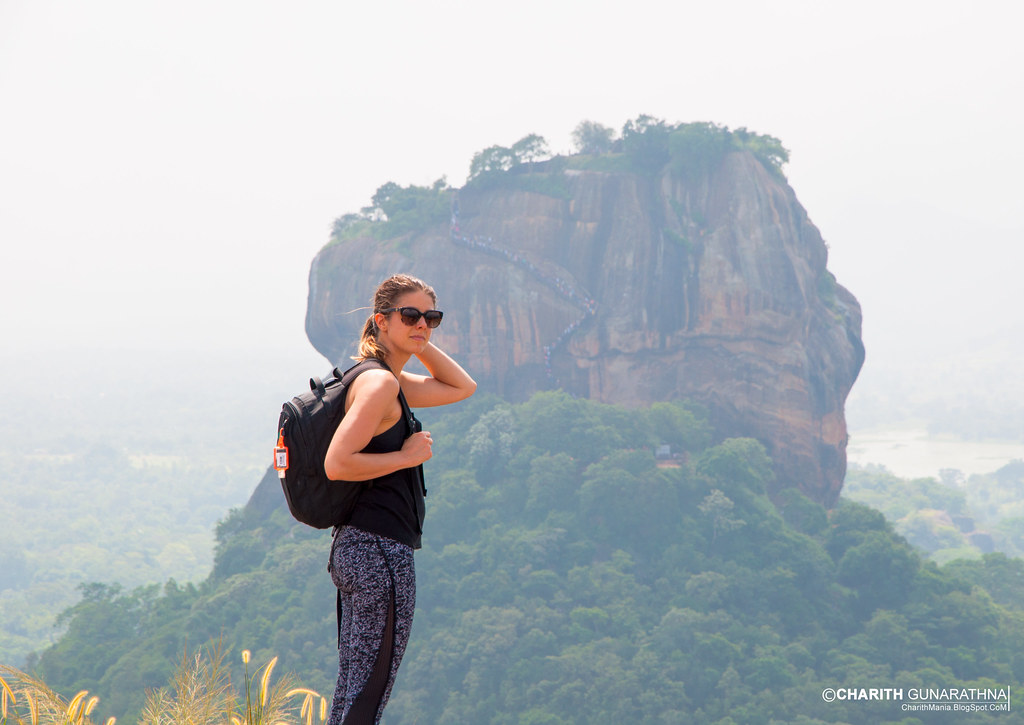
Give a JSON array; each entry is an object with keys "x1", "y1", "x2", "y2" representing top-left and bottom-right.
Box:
[{"x1": 327, "y1": 526, "x2": 416, "y2": 725}]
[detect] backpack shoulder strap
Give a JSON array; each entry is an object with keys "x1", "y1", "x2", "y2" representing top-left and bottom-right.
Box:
[
  {"x1": 337, "y1": 358, "x2": 418, "y2": 445},
  {"x1": 397, "y1": 387, "x2": 416, "y2": 431},
  {"x1": 337, "y1": 357, "x2": 389, "y2": 385}
]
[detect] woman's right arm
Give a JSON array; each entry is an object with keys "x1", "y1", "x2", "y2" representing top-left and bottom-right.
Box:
[{"x1": 323, "y1": 370, "x2": 433, "y2": 481}]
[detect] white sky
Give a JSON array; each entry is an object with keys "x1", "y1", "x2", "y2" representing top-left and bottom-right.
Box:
[{"x1": 1, "y1": 0, "x2": 1022, "y2": 404}]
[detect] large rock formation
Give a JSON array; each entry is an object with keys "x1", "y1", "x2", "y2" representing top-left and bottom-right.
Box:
[{"x1": 306, "y1": 151, "x2": 863, "y2": 506}]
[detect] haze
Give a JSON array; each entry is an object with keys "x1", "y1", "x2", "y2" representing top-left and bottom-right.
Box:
[{"x1": 1, "y1": 0, "x2": 1022, "y2": 476}]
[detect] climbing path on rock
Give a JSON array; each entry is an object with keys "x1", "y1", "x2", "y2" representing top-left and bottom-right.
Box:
[{"x1": 450, "y1": 194, "x2": 597, "y2": 383}]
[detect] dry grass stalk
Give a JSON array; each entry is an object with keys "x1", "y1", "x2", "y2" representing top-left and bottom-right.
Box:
[
  {"x1": 1, "y1": 647, "x2": 327, "y2": 725},
  {"x1": 137, "y1": 647, "x2": 234, "y2": 725},
  {"x1": 0, "y1": 665, "x2": 110, "y2": 725},
  {"x1": 139, "y1": 647, "x2": 326, "y2": 725}
]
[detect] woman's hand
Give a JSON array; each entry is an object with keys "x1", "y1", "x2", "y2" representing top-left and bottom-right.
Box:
[{"x1": 401, "y1": 430, "x2": 434, "y2": 466}]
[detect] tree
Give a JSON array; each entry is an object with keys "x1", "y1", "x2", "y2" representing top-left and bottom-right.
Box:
[
  {"x1": 695, "y1": 438, "x2": 774, "y2": 501},
  {"x1": 359, "y1": 179, "x2": 450, "y2": 236},
  {"x1": 370, "y1": 180, "x2": 402, "y2": 211},
  {"x1": 646, "y1": 401, "x2": 713, "y2": 454},
  {"x1": 837, "y1": 530, "x2": 919, "y2": 615},
  {"x1": 468, "y1": 136, "x2": 550, "y2": 182},
  {"x1": 824, "y1": 499, "x2": 890, "y2": 561},
  {"x1": 465, "y1": 404, "x2": 517, "y2": 482},
  {"x1": 733, "y1": 127, "x2": 789, "y2": 176},
  {"x1": 621, "y1": 114, "x2": 671, "y2": 172},
  {"x1": 944, "y1": 552, "x2": 1024, "y2": 610},
  {"x1": 571, "y1": 121, "x2": 615, "y2": 155},
  {"x1": 468, "y1": 145, "x2": 516, "y2": 180},
  {"x1": 773, "y1": 488, "x2": 828, "y2": 536},
  {"x1": 699, "y1": 489, "x2": 746, "y2": 545},
  {"x1": 0, "y1": 541, "x2": 29, "y2": 590},
  {"x1": 511, "y1": 133, "x2": 550, "y2": 165},
  {"x1": 668, "y1": 122, "x2": 731, "y2": 177},
  {"x1": 525, "y1": 452, "x2": 577, "y2": 519}
]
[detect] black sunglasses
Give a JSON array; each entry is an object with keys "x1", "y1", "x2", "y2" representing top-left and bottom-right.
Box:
[{"x1": 383, "y1": 307, "x2": 444, "y2": 328}]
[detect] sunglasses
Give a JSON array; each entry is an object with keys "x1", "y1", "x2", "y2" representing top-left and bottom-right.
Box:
[{"x1": 383, "y1": 306, "x2": 444, "y2": 328}]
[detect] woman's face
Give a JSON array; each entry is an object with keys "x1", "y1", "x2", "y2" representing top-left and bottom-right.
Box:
[{"x1": 376, "y1": 289, "x2": 437, "y2": 357}]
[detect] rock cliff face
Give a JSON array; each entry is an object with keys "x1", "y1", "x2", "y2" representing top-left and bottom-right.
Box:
[{"x1": 306, "y1": 152, "x2": 863, "y2": 506}]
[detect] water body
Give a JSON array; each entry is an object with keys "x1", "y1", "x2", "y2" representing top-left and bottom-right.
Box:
[{"x1": 847, "y1": 424, "x2": 1024, "y2": 480}]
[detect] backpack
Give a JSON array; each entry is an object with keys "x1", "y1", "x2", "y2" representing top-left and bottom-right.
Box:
[{"x1": 274, "y1": 358, "x2": 413, "y2": 529}]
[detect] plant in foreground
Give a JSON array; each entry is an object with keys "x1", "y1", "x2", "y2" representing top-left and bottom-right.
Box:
[
  {"x1": 142, "y1": 647, "x2": 328, "y2": 725},
  {"x1": 1, "y1": 647, "x2": 326, "y2": 725},
  {"x1": 0, "y1": 664, "x2": 112, "y2": 725}
]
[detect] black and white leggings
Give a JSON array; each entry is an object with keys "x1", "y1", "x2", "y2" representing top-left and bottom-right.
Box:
[{"x1": 327, "y1": 526, "x2": 416, "y2": 725}]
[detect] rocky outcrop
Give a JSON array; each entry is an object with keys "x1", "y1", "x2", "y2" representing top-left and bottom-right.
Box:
[{"x1": 306, "y1": 152, "x2": 863, "y2": 506}]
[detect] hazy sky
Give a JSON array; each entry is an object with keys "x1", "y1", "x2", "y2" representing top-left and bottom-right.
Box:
[{"x1": 2, "y1": 0, "x2": 1022, "y2": 391}]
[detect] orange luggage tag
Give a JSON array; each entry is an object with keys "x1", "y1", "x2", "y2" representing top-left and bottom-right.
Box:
[{"x1": 274, "y1": 429, "x2": 289, "y2": 478}]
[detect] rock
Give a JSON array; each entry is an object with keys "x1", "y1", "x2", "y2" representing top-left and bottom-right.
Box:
[{"x1": 305, "y1": 151, "x2": 863, "y2": 506}]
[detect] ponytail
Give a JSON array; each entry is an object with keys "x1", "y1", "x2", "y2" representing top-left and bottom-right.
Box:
[{"x1": 356, "y1": 315, "x2": 388, "y2": 361}]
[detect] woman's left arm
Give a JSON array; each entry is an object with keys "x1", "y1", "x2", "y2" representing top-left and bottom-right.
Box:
[{"x1": 400, "y1": 342, "x2": 477, "y2": 408}]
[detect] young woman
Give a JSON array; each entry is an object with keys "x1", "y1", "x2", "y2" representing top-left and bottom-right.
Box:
[{"x1": 323, "y1": 274, "x2": 476, "y2": 725}]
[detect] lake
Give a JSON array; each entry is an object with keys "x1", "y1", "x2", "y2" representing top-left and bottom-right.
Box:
[{"x1": 847, "y1": 424, "x2": 1024, "y2": 480}]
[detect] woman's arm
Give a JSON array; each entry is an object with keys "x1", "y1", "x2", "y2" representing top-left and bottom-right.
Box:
[
  {"x1": 400, "y1": 342, "x2": 477, "y2": 408},
  {"x1": 323, "y1": 370, "x2": 433, "y2": 481}
]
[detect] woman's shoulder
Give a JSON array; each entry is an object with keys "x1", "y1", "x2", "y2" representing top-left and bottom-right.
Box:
[{"x1": 350, "y1": 364, "x2": 400, "y2": 399}]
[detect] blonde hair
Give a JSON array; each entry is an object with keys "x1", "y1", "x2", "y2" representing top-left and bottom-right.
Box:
[{"x1": 356, "y1": 274, "x2": 438, "y2": 361}]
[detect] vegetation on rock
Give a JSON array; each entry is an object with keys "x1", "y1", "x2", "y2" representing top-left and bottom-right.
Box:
[{"x1": 329, "y1": 115, "x2": 791, "y2": 244}]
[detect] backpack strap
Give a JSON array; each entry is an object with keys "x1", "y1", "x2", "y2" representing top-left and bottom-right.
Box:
[
  {"x1": 334, "y1": 359, "x2": 387, "y2": 392},
  {"x1": 323, "y1": 358, "x2": 388, "y2": 422},
  {"x1": 396, "y1": 389, "x2": 427, "y2": 498},
  {"x1": 328, "y1": 528, "x2": 344, "y2": 648}
]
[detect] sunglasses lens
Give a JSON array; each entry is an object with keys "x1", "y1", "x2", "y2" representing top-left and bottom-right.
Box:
[
  {"x1": 424, "y1": 311, "x2": 443, "y2": 328},
  {"x1": 399, "y1": 309, "x2": 421, "y2": 326}
]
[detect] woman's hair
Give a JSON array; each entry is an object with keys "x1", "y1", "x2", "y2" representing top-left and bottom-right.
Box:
[{"x1": 356, "y1": 274, "x2": 437, "y2": 361}]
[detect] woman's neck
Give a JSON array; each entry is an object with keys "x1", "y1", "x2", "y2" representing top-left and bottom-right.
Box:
[{"x1": 382, "y1": 350, "x2": 411, "y2": 376}]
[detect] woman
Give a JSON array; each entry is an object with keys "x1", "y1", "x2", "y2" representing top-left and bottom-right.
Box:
[{"x1": 323, "y1": 274, "x2": 476, "y2": 725}]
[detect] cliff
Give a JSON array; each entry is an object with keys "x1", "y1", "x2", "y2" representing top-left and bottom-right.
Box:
[{"x1": 306, "y1": 151, "x2": 863, "y2": 506}]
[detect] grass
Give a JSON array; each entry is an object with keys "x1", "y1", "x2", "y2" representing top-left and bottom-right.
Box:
[
  {"x1": 0, "y1": 665, "x2": 111, "y2": 725},
  {"x1": 1, "y1": 647, "x2": 327, "y2": 725}
]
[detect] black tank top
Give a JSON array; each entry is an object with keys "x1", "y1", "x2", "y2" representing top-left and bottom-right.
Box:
[{"x1": 346, "y1": 401, "x2": 426, "y2": 549}]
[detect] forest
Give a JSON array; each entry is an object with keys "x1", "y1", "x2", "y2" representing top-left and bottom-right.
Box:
[
  {"x1": 25, "y1": 391, "x2": 1024, "y2": 724},
  {"x1": 844, "y1": 463, "x2": 1024, "y2": 564},
  {"x1": 0, "y1": 349, "x2": 284, "y2": 669}
]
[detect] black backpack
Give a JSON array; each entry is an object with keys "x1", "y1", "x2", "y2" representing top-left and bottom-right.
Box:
[{"x1": 274, "y1": 358, "x2": 414, "y2": 529}]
